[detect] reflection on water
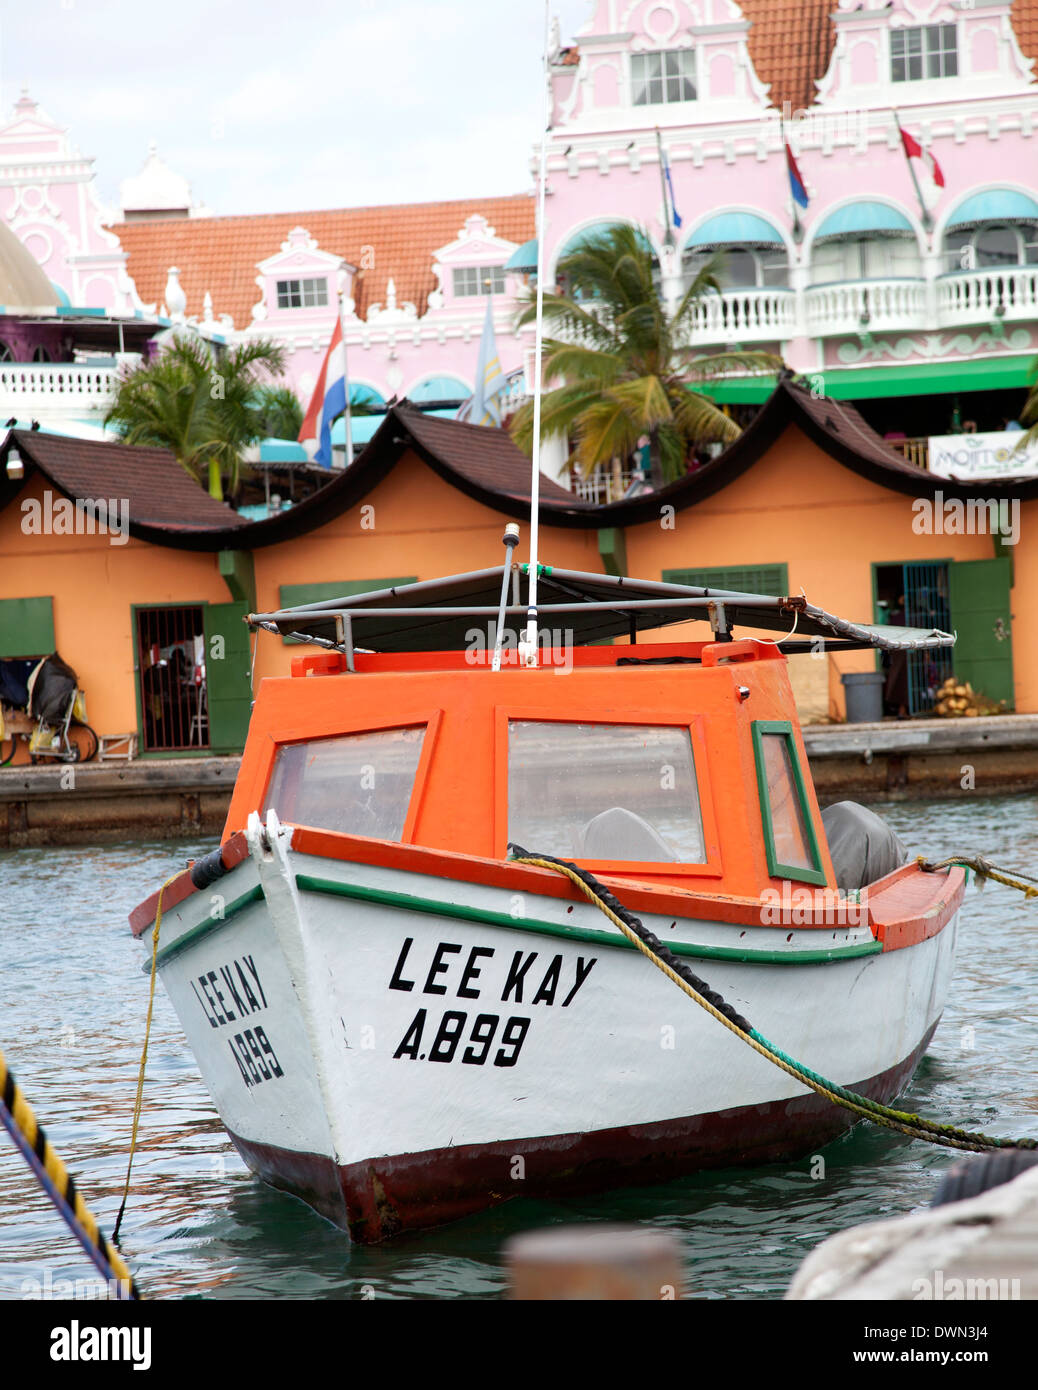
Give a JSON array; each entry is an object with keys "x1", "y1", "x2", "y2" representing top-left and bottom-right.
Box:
[{"x1": 1, "y1": 795, "x2": 1036, "y2": 1299}]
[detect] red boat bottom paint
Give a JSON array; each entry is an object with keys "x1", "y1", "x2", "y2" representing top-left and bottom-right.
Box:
[{"x1": 228, "y1": 1025, "x2": 936, "y2": 1244}]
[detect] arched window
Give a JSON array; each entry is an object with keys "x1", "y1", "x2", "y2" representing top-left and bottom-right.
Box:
[
  {"x1": 0, "y1": 342, "x2": 11, "y2": 362},
  {"x1": 682, "y1": 214, "x2": 789, "y2": 291},
  {"x1": 809, "y1": 203, "x2": 920, "y2": 284},
  {"x1": 31, "y1": 346, "x2": 51, "y2": 363},
  {"x1": 942, "y1": 191, "x2": 1038, "y2": 272}
]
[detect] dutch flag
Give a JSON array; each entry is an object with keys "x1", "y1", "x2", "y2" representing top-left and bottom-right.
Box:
[{"x1": 299, "y1": 317, "x2": 348, "y2": 468}]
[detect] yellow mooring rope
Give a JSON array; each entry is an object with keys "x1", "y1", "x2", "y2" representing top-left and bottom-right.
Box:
[
  {"x1": 112, "y1": 873, "x2": 178, "y2": 1245},
  {"x1": 0, "y1": 1045, "x2": 140, "y2": 1299},
  {"x1": 509, "y1": 847, "x2": 1036, "y2": 1155},
  {"x1": 917, "y1": 854, "x2": 1038, "y2": 900}
]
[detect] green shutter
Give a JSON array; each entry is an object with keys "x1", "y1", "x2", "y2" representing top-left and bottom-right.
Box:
[
  {"x1": 204, "y1": 602, "x2": 252, "y2": 752},
  {"x1": 277, "y1": 579, "x2": 416, "y2": 644},
  {"x1": 948, "y1": 558, "x2": 1015, "y2": 708},
  {"x1": 662, "y1": 564, "x2": 789, "y2": 596},
  {"x1": 0, "y1": 597, "x2": 55, "y2": 658}
]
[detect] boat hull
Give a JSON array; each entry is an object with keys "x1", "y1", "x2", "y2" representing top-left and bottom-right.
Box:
[
  {"x1": 227, "y1": 1026, "x2": 937, "y2": 1241},
  {"x1": 144, "y1": 820, "x2": 960, "y2": 1242}
]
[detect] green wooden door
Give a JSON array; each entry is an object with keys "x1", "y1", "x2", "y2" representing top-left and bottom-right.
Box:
[
  {"x1": 204, "y1": 602, "x2": 252, "y2": 752},
  {"x1": 948, "y1": 558, "x2": 1014, "y2": 708}
]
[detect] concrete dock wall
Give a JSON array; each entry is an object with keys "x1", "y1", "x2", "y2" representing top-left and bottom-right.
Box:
[{"x1": 2, "y1": 715, "x2": 1037, "y2": 848}]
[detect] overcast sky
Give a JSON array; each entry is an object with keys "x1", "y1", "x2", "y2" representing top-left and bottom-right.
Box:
[{"x1": 0, "y1": 0, "x2": 595, "y2": 218}]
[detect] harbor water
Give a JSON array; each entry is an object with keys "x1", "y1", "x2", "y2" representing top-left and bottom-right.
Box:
[{"x1": 1, "y1": 794, "x2": 1036, "y2": 1300}]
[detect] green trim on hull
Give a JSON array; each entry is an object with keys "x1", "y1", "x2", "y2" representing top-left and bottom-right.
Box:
[
  {"x1": 146, "y1": 870, "x2": 884, "y2": 973},
  {"x1": 147, "y1": 884, "x2": 264, "y2": 971},
  {"x1": 294, "y1": 874, "x2": 883, "y2": 966}
]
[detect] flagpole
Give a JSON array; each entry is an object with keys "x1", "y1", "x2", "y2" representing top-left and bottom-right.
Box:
[
  {"x1": 782, "y1": 119, "x2": 803, "y2": 244},
  {"x1": 523, "y1": 0, "x2": 551, "y2": 669},
  {"x1": 893, "y1": 109, "x2": 933, "y2": 233},
  {"x1": 338, "y1": 283, "x2": 354, "y2": 466},
  {"x1": 655, "y1": 128, "x2": 675, "y2": 250}
]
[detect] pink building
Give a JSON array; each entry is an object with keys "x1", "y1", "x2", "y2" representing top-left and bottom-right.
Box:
[{"x1": 2, "y1": 1, "x2": 1038, "y2": 478}]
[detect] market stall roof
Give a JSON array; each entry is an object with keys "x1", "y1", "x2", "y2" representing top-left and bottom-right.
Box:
[{"x1": 249, "y1": 565, "x2": 955, "y2": 655}]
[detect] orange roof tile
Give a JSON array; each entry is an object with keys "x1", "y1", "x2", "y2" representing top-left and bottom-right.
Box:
[
  {"x1": 1012, "y1": 0, "x2": 1038, "y2": 62},
  {"x1": 741, "y1": 0, "x2": 1038, "y2": 113},
  {"x1": 740, "y1": 0, "x2": 837, "y2": 113},
  {"x1": 109, "y1": 194, "x2": 535, "y2": 330}
]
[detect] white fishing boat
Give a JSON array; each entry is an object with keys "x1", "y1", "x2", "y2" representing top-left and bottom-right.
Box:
[{"x1": 130, "y1": 566, "x2": 963, "y2": 1240}]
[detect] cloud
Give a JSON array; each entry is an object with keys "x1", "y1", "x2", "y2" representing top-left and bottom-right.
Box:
[{"x1": 1, "y1": 0, "x2": 594, "y2": 214}]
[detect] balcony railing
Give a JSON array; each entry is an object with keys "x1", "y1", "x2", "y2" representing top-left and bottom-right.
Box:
[
  {"x1": 684, "y1": 288, "x2": 795, "y2": 345},
  {"x1": 805, "y1": 279, "x2": 928, "y2": 338},
  {"x1": 0, "y1": 363, "x2": 119, "y2": 404},
  {"x1": 889, "y1": 436, "x2": 930, "y2": 470},
  {"x1": 937, "y1": 266, "x2": 1038, "y2": 327},
  {"x1": 573, "y1": 465, "x2": 642, "y2": 504}
]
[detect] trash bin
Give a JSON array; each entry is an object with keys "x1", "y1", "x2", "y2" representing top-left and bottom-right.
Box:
[{"x1": 841, "y1": 671, "x2": 885, "y2": 724}]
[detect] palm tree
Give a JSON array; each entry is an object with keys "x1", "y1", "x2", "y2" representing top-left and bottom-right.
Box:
[
  {"x1": 252, "y1": 384, "x2": 304, "y2": 442},
  {"x1": 105, "y1": 334, "x2": 288, "y2": 501},
  {"x1": 509, "y1": 223, "x2": 780, "y2": 488}
]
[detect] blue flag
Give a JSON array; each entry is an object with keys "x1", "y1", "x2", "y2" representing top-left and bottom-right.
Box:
[
  {"x1": 457, "y1": 297, "x2": 506, "y2": 427},
  {"x1": 663, "y1": 154, "x2": 683, "y2": 230}
]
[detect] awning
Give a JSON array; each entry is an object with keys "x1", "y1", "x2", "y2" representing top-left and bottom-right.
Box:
[
  {"x1": 697, "y1": 354, "x2": 1038, "y2": 405},
  {"x1": 814, "y1": 202, "x2": 915, "y2": 242},
  {"x1": 505, "y1": 239, "x2": 538, "y2": 272},
  {"x1": 557, "y1": 223, "x2": 655, "y2": 260},
  {"x1": 249, "y1": 565, "x2": 955, "y2": 654},
  {"x1": 685, "y1": 213, "x2": 784, "y2": 250},
  {"x1": 946, "y1": 190, "x2": 1038, "y2": 230},
  {"x1": 408, "y1": 375, "x2": 469, "y2": 404},
  {"x1": 258, "y1": 436, "x2": 308, "y2": 463}
]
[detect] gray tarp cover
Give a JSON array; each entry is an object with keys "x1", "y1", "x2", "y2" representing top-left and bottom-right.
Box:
[
  {"x1": 250, "y1": 567, "x2": 956, "y2": 654},
  {"x1": 821, "y1": 801, "x2": 910, "y2": 892}
]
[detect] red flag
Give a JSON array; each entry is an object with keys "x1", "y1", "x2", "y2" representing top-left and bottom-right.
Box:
[{"x1": 899, "y1": 125, "x2": 945, "y2": 188}]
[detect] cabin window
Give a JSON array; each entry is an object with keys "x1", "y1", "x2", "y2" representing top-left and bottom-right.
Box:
[
  {"x1": 751, "y1": 721, "x2": 826, "y2": 885},
  {"x1": 264, "y1": 725, "x2": 426, "y2": 839},
  {"x1": 507, "y1": 720, "x2": 706, "y2": 863}
]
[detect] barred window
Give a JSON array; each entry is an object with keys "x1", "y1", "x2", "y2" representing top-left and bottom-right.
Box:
[
  {"x1": 891, "y1": 24, "x2": 957, "y2": 82},
  {"x1": 632, "y1": 49, "x2": 696, "y2": 106},
  {"x1": 276, "y1": 277, "x2": 329, "y2": 309}
]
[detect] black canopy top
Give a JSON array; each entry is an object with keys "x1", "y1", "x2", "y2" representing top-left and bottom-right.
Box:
[{"x1": 248, "y1": 565, "x2": 955, "y2": 655}]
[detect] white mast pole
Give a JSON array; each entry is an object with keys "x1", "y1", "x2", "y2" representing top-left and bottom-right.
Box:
[{"x1": 523, "y1": 0, "x2": 552, "y2": 669}]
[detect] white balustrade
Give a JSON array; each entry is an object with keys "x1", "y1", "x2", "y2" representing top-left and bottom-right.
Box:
[
  {"x1": 937, "y1": 266, "x2": 1038, "y2": 328},
  {"x1": 685, "y1": 288, "x2": 795, "y2": 345},
  {"x1": 0, "y1": 363, "x2": 119, "y2": 403},
  {"x1": 804, "y1": 279, "x2": 927, "y2": 337}
]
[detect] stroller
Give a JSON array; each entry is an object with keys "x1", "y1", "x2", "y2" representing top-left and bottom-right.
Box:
[{"x1": 0, "y1": 654, "x2": 98, "y2": 765}]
